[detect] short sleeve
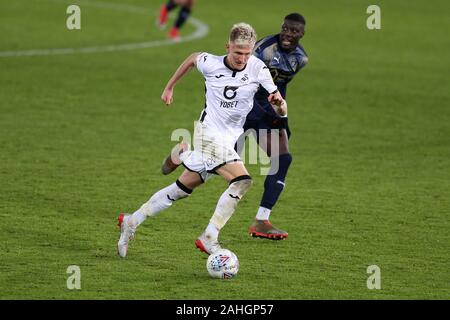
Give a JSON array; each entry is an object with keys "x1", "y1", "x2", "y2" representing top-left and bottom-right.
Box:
[
  {"x1": 196, "y1": 52, "x2": 210, "y2": 75},
  {"x1": 258, "y1": 64, "x2": 278, "y2": 94}
]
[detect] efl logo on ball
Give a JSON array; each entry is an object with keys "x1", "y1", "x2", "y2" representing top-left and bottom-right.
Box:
[{"x1": 206, "y1": 249, "x2": 239, "y2": 279}]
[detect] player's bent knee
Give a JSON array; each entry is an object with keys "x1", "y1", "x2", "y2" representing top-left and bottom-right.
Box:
[
  {"x1": 228, "y1": 175, "x2": 252, "y2": 197},
  {"x1": 276, "y1": 153, "x2": 292, "y2": 170},
  {"x1": 281, "y1": 153, "x2": 293, "y2": 166}
]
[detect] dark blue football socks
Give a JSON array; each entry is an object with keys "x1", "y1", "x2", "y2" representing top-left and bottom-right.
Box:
[{"x1": 260, "y1": 153, "x2": 292, "y2": 210}]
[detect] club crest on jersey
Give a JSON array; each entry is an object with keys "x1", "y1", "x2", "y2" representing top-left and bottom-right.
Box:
[
  {"x1": 240, "y1": 74, "x2": 249, "y2": 83},
  {"x1": 289, "y1": 56, "x2": 298, "y2": 70}
]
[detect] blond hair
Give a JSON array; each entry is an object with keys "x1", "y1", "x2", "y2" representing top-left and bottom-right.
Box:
[{"x1": 229, "y1": 23, "x2": 257, "y2": 46}]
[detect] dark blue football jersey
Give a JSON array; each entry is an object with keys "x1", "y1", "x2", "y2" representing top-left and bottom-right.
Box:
[{"x1": 247, "y1": 34, "x2": 308, "y2": 121}]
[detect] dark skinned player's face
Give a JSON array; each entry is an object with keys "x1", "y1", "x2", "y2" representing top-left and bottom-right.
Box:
[{"x1": 279, "y1": 19, "x2": 305, "y2": 51}]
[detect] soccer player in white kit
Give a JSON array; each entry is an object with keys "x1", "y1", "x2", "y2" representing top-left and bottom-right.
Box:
[{"x1": 117, "y1": 23, "x2": 286, "y2": 257}]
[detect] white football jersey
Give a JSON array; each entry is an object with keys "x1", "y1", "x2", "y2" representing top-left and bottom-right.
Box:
[{"x1": 196, "y1": 52, "x2": 278, "y2": 140}]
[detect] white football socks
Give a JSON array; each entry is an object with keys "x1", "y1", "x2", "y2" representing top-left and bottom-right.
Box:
[
  {"x1": 205, "y1": 223, "x2": 219, "y2": 240},
  {"x1": 209, "y1": 177, "x2": 252, "y2": 231},
  {"x1": 131, "y1": 180, "x2": 191, "y2": 226},
  {"x1": 131, "y1": 211, "x2": 147, "y2": 226},
  {"x1": 256, "y1": 206, "x2": 271, "y2": 221}
]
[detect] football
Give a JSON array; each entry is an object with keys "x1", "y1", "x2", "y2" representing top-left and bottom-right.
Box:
[{"x1": 206, "y1": 249, "x2": 239, "y2": 279}]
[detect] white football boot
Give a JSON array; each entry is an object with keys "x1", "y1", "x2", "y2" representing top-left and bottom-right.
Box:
[
  {"x1": 117, "y1": 214, "x2": 136, "y2": 258},
  {"x1": 195, "y1": 232, "x2": 222, "y2": 255}
]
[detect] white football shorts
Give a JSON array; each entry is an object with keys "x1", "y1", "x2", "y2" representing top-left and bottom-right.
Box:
[{"x1": 180, "y1": 122, "x2": 242, "y2": 182}]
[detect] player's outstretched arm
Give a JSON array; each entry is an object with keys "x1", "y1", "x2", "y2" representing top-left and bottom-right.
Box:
[
  {"x1": 258, "y1": 63, "x2": 287, "y2": 116},
  {"x1": 161, "y1": 52, "x2": 199, "y2": 105}
]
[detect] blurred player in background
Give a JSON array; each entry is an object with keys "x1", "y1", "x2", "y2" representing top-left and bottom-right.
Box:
[
  {"x1": 117, "y1": 23, "x2": 286, "y2": 258},
  {"x1": 244, "y1": 13, "x2": 308, "y2": 240},
  {"x1": 157, "y1": 0, "x2": 195, "y2": 41}
]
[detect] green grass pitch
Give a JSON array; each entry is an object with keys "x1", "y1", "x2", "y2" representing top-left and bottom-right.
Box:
[{"x1": 0, "y1": 0, "x2": 449, "y2": 299}]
